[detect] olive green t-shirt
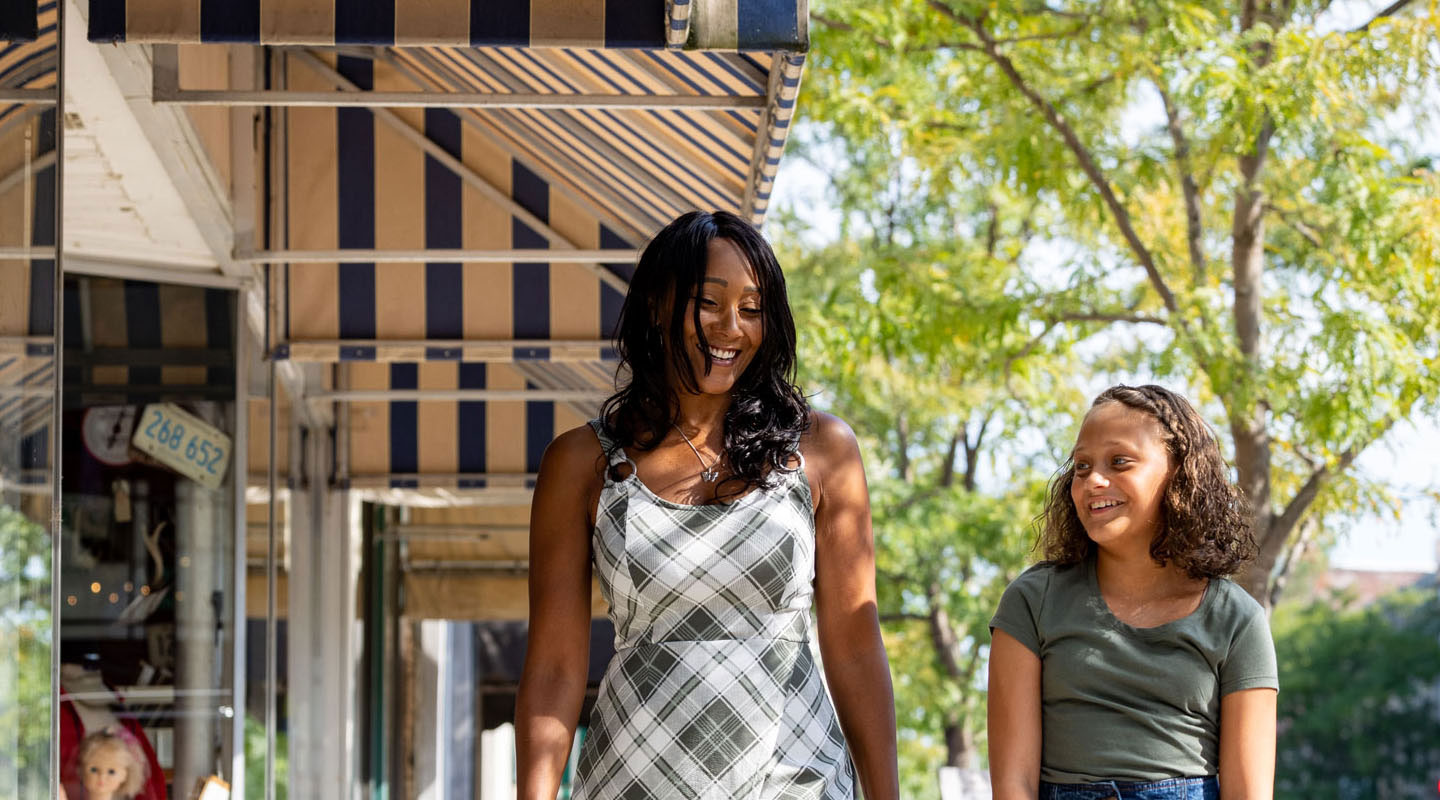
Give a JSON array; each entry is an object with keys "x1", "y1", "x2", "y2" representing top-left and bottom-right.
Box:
[{"x1": 989, "y1": 556, "x2": 1278, "y2": 783}]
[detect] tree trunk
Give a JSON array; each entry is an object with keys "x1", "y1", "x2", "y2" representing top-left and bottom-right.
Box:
[
  {"x1": 896, "y1": 412, "x2": 911, "y2": 482},
  {"x1": 1230, "y1": 121, "x2": 1276, "y2": 606},
  {"x1": 943, "y1": 721, "x2": 974, "y2": 768}
]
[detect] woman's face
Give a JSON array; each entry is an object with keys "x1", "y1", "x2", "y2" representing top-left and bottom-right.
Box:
[
  {"x1": 1070, "y1": 401, "x2": 1173, "y2": 553},
  {"x1": 675, "y1": 237, "x2": 765, "y2": 397},
  {"x1": 82, "y1": 746, "x2": 129, "y2": 797}
]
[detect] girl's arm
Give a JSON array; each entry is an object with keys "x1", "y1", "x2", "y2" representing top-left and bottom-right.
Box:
[
  {"x1": 1219, "y1": 688, "x2": 1277, "y2": 800},
  {"x1": 515, "y1": 427, "x2": 601, "y2": 800},
  {"x1": 809, "y1": 413, "x2": 900, "y2": 800},
  {"x1": 987, "y1": 629, "x2": 1041, "y2": 800}
]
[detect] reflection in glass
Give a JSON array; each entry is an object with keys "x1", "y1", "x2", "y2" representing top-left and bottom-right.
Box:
[
  {"x1": 0, "y1": 4, "x2": 59, "y2": 796},
  {"x1": 58, "y1": 276, "x2": 238, "y2": 799}
]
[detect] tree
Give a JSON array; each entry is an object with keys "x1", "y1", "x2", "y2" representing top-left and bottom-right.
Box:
[
  {"x1": 801, "y1": 0, "x2": 1440, "y2": 607},
  {"x1": 1271, "y1": 587, "x2": 1440, "y2": 798},
  {"x1": 774, "y1": 167, "x2": 1083, "y2": 785}
]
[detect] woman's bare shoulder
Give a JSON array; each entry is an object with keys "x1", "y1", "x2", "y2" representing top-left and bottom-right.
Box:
[
  {"x1": 798, "y1": 411, "x2": 864, "y2": 486},
  {"x1": 800, "y1": 411, "x2": 862, "y2": 461},
  {"x1": 539, "y1": 423, "x2": 607, "y2": 480}
]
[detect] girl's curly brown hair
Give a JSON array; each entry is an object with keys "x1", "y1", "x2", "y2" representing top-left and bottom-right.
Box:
[{"x1": 1038, "y1": 384, "x2": 1256, "y2": 579}]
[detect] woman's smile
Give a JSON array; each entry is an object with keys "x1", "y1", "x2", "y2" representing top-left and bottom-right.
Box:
[{"x1": 680, "y1": 237, "x2": 765, "y2": 394}]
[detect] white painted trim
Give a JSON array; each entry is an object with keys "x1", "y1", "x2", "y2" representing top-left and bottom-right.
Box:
[{"x1": 63, "y1": 255, "x2": 247, "y2": 288}]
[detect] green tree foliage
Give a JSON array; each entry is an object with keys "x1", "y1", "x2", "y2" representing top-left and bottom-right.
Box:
[
  {"x1": 799, "y1": 0, "x2": 1440, "y2": 608},
  {"x1": 244, "y1": 715, "x2": 289, "y2": 800},
  {"x1": 0, "y1": 503, "x2": 52, "y2": 798},
  {"x1": 775, "y1": 159, "x2": 1079, "y2": 786},
  {"x1": 1271, "y1": 588, "x2": 1440, "y2": 799}
]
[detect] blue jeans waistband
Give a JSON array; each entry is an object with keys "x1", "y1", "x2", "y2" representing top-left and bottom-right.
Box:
[{"x1": 1040, "y1": 776, "x2": 1218, "y2": 800}]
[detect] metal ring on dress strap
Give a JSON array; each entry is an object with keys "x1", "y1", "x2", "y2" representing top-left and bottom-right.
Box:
[{"x1": 607, "y1": 448, "x2": 639, "y2": 483}]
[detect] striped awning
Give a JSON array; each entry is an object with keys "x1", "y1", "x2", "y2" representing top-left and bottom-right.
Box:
[
  {"x1": 62, "y1": 277, "x2": 236, "y2": 408},
  {"x1": 87, "y1": 0, "x2": 806, "y2": 51},
  {"x1": 94, "y1": 2, "x2": 808, "y2": 494}
]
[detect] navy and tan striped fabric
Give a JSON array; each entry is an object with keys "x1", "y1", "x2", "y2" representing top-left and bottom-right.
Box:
[
  {"x1": 87, "y1": 0, "x2": 806, "y2": 50},
  {"x1": 273, "y1": 53, "x2": 622, "y2": 488},
  {"x1": 0, "y1": 21, "x2": 56, "y2": 490},
  {"x1": 386, "y1": 45, "x2": 774, "y2": 234},
  {"x1": 0, "y1": 0, "x2": 42, "y2": 43},
  {"x1": 338, "y1": 361, "x2": 597, "y2": 489},
  {"x1": 60, "y1": 277, "x2": 236, "y2": 408}
]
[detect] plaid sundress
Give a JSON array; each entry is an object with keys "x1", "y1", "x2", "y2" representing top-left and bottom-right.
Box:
[{"x1": 573, "y1": 420, "x2": 856, "y2": 800}]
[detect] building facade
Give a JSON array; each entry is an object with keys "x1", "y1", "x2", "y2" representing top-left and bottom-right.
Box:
[{"x1": 0, "y1": 2, "x2": 808, "y2": 797}]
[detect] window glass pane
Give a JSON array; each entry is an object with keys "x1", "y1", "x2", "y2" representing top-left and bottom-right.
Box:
[
  {"x1": 58, "y1": 276, "x2": 238, "y2": 799},
  {"x1": 0, "y1": 15, "x2": 60, "y2": 796}
]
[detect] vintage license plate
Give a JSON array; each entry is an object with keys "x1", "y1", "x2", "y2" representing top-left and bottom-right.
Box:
[{"x1": 131, "y1": 403, "x2": 232, "y2": 490}]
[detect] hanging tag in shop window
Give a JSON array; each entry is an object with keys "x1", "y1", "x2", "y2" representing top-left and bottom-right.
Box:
[
  {"x1": 112, "y1": 479, "x2": 132, "y2": 522},
  {"x1": 197, "y1": 776, "x2": 231, "y2": 800},
  {"x1": 131, "y1": 403, "x2": 232, "y2": 490}
]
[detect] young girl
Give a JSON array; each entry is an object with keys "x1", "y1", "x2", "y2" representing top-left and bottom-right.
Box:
[{"x1": 988, "y1": 384, "x2": 1278, "y2": 800}]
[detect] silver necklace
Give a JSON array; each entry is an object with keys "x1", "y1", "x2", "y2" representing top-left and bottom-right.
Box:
[{"x1": 673, "y1": 424, "x2": 721, "y2": 482}]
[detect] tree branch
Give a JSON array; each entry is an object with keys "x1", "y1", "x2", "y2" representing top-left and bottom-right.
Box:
[
  {"x1": 939, "y1": 429, "x2": 962, "y2": 489},
  {"x1": 962, "y1": 413, "x2": 990, "y2": 493},
  {"x1": 927, "y1": 581, "x2": 967, "y2": 678},
  {"x1": 1268, "y1": 515, "x2": 1320, "y2": 608},
  {"x1": 810, "y1": 12, "x2": 896, "y2": 50},
  {"x1": 810, "y1": 13, "x2": 985, "y2": 53},
  {"x1": 1352, "y1": 0, "x2": 1420, "y2": 32},
  {"x1": 1057, "y1": 310, "x2": 1168, "y2": 325},
  {"x1": 939, "y1": 6, "x2": 1181, "y2": 317},
  {"x1": 1258, "y1": 417, "x2": 1398, "y2": 591},
  {"x1": 1054, "y1": 72, "x2": 1119, "y2": 106},
  {"x1": 1266, "y1": 203, "x2": 1326, "y2": 249},
  {"x1": 1157, "y1": 84, "x2": 1207, "y2": 285}
]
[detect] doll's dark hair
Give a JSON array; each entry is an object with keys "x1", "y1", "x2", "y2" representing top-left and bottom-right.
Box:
[
  {"x1": 599, "y1": 210, "x2": 810, "y2": 498},
  {"x1": 1038, "y1": 384, "x2": 1256, "y2": 578},
  {"x1": 77, "y1": 729, "x2": 148, "y2": 797}
]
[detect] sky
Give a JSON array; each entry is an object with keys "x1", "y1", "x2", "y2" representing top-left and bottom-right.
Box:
[{"x1": 770, "y1": 0, "x2": 1439, "y2": 574}]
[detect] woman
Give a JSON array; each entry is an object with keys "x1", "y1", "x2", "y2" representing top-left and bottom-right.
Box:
[
  {"x1": 989, "y1": 385, "x2": 1278, "y2": 800},
  {"x1": 515, "y1": 210, "x2": 899, "y2": 800}
]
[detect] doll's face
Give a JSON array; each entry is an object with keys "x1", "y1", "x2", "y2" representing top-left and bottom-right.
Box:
[{"x1": 82, "y1": 746, "x2": 129, "y2": 797}]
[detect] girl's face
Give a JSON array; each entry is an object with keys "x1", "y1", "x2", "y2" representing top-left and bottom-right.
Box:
[
  {"x1": 1070, "y1": 401, "x2": 1173, "y2": 553},
  {"x1": 82, "y1": 745, "x2": 129, "y2": 796},
  {"x1": 676, "y1": 238, "x2": 764, "y2": 397}
]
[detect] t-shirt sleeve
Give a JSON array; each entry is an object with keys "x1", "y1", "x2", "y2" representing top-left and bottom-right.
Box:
[
  {"x1": 1220, "y1": 607, "x2": 1279, "y2": 695},
  {"x1": 990, "y1": 567, "x2": 1047, "y2": 658}
]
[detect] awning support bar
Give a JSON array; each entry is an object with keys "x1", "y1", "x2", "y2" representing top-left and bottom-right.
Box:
[
  {"x1": 305, "y1": 388, "x2": 608, "y2": 404},
  {"x1": 237, "y1": 248, "x2": 635, "y2": 264}
]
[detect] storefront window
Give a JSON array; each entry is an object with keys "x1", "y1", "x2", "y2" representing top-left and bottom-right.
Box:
[
  {"x1": 57, "y1": 276, "x2": 239, "y2": 799},
  {"x1": 0, "y1": 15, "x2": 60, "y2": 795}
]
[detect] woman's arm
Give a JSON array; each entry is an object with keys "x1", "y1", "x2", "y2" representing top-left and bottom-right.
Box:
[
  {"x1": 515, "y1": 427, "x2": 602, "y2": 800},
  {"x1": 1218, "y1": 688, "x2": 1277, "y2": 800},
  {"x1": 809, "y1": 413, "x2": 900, "y2": 800},
  {"x1": 987, "y1": 629, "x2": 1041, "y2": 800}
]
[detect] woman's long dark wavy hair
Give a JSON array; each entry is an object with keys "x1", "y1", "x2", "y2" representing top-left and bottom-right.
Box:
[
  {"x1": 1038, "y1": 384, "x2": 1257, "y2": 579},
  {"x1": 599, "y1": 210, "x2": 810, "y2": 498}
]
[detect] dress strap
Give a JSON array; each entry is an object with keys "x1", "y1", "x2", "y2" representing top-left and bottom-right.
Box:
[{"x1": 588, "y1": 419, "x2": 637, "y2": 471}]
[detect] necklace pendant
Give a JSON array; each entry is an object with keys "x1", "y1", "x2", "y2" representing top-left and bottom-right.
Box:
[{"x1": 701, "y1": 468, "x2": 720, "y2": 483}]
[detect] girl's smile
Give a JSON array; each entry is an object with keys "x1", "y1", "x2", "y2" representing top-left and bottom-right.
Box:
[{"x1": 1070, "y1": 401, "x2": 1173, "y2": 552}]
